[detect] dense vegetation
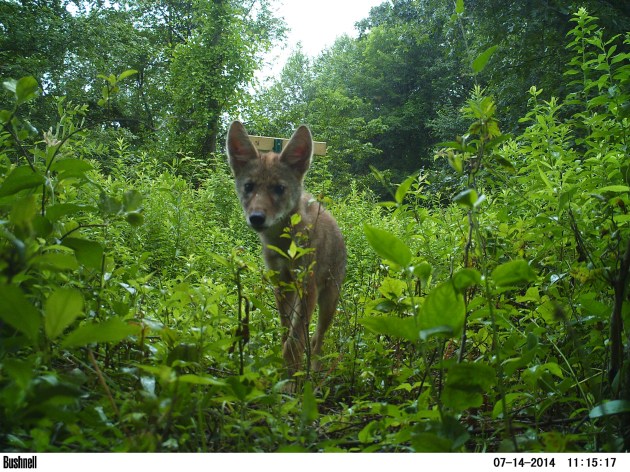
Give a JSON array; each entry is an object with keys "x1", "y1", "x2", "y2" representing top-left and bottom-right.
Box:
[{"x1": 1, "y1": 0, "x2": 630, "y2": 452}]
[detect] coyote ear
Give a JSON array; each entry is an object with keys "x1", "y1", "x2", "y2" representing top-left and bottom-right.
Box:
[
  {"x1": 280, "y1": 125, "x2": 313, "y2": 176},
  {"x1": 226, "y1": 121, "x2": 258, "y2": 172}
]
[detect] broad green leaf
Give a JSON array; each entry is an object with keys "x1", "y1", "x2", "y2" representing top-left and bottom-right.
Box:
[
  {"x1": 225, "y1": 376, "x2": 264, "y2": 402},
  {"x1": 30, "y1": 252, "x2": 79, "y2": 271},
  {"x1": 412, "y1": 261, "x2": 432, "y2": 285},
  {"x1": 3, "y1": 79, "x2": 17, "y2": 94},
  {"x1": 0, "y1": 109, "x2": 12, "y2": 124},
  {"x1": 122, "y1": 189, "x2": 143, "y2": 212},
  {"x1": 589, "y1": 400, "x2": 630, "y2": 419},
  {"x1": 536, "y1": 165, "x2": 555, "y2": 192},
  {"x1": 523, "y1": 362, "x2": 564, "y2": 387},
  {"x1": 125, "y1": 211, "x2": 144, "y2": 227},
  {"x1": 448, "y1": 153, "x2": 463, "y2": 174},
  {"x1": 0, "y1": 166, "x2": 45, "y2": 197},
  {"x1": 420, "y1": 281, "x2": 465, "y2": 337},
  {"x1": 46, "y1": 203, "x2": 95, "y2": 221},
  {"x1": 493, "y1": 155, "x2": 515, "y2": 172},
  {"x1": 364, "y1": 225, "x2": 412, "y2": 267},
  {"x1": 9, "y1": 194, "x2": 37, "y2": 228},
  {"x1": 411, "y1": 432, "x2": 455, "y2": 452},
  {"x1": 378, "y1": 276, "x2": 406, "y2": 298},
  {"x1": 452, "y1": 268, "x2": 481, "y2": 292},
  {"x1": 559, "y1": 186, "x2": 578, "y2": 209},
  {"x1": 442, "y1": 363, "x2": 497, "y2": 411},
  {"x1": 61, "y1": 317, "x2": 141, "y2": 348},
  {"x1": 117, "y1": 69, "x2": 138, "y2": 81},
  {"x1": 597, "y1": 185, "x2": 630, "y2": 193},
  {"x1": 492, "y1": 393, "x2": 529, "y2": 419},
  {"x1": 419, "y1": 325, "x2": 454, "y2": 341},
  {"x1": 44, "y1": 288, "x2": 84, "y2": 339},
  {"x1": 0, "y1": 285, "x2": 40, "y2": 343},
  {"x1": 62, "y1": 238, "x2": 104, "y2": 271},
  {"x1": 491, "y1": 259, "x2": 537, "y2": 287},
  {"x1": 178, "y1": 374, "x2": 227, "y2": 387},
  {"x1": 472, "y1": 45, "x2": 498, "y2": 73},
  {"x1": 15, "y1": 76, "x2": 39, "y2": 105},
  {"x1": 301, "y1": 381, "x2": 318, "y2": 424},
  {"x1": 359, "y1": 316, "x2": 419, "y2": 342},
  {"x1": 455, "y1": 0, "x2": 464, "y2": 14},
  {"x1": 50, "y1": 158, "x2": 93, "y2": 177},
  {"x1": 99, "y1": 192, "x2": 122, "y2": 215},
  {"x1": 395, "y1": 174, "x2": 416, "y2": 204},
  {"x1": 453, "y1": 188, "x2": 478, "y2": 208}
]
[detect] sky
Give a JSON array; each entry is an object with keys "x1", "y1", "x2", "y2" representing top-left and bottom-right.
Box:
[{"x1": 261, "y1": 0, "x2": 386, "y2": 76}]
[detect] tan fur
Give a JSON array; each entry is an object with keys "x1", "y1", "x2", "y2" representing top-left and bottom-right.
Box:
[{"x1": 226, "y1": 121, "x2": 346, "y2": 379}]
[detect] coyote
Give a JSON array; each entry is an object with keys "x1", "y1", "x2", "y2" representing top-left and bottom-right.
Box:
[{"x1": 226, "y1": 121, "x2": 346, "y2": 380}]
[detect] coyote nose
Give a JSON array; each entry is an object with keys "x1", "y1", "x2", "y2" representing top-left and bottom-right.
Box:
[{"x1": 248, "y1": 212, "x2": 266, "y2": 230}]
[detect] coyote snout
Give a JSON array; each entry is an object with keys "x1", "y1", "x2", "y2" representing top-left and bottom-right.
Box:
[{"x1": 226, "y1": 121, "x2": 346, "y2": 382}]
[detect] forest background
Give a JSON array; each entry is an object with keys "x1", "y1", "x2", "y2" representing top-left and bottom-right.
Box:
[{"x1": 2, "y1": 0, "x2": 630, "y2": 452}]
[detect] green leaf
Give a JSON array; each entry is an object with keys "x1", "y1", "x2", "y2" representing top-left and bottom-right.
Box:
[
  {"x1": 178, "y1": 374, "x2": 227, "y2": 387},
  {"x1": 15, "y1": 76, "x2": 39, "y2": 105},
  {"x1": 99, "y1": 192, "x2": 122, "y2": 215},
  {"x1": 419, "y1": 325, "x2": 454, "y2": 341},
  {"x1": 50, "y1": 158, "x2": 93, "y2": 177},
  {"x1": 301, "y1": 381, "x2": 318, "y2": 424},
  {"x1": 411, "y1": 432, "x2": 456, "y2": 452},
  {"x1": 61, "y1": 317, "x2": 140, "y2": 348},
  {"x1": 452, "y1": 268, "x2": 481, "y2": 292},
  {"x1": 364, "y1": 225, "x2": 412, "y2": 267},
  {"x1": 0, "y1": 166, "x2": 45, "y2": 197},
  {"x1": 46, "y1": 203, "x2": 96, "y2": 222},
  {"x1": 62, "y1": 238, "x2": 104, "y2": 271},
  {"x1": 122, "y1": 189, "x2": 143, "y2": 212},
  {"x1": 117, "y1": 69, "x2": 138, "y2": 82},
  {"x1": 537, "y1": 165, "x2": 555, "y2": 192},
  {"x1": 589, "y1": 400, "x2": 630, "y2": 419},
  {"x1": 448, "y1": 154, "x2": 464, "y2": 174},
  {"x1": 420, "y1": 281, "x2": 465, "y2": 337},
  {"x1": 125, "y1": 211, "x2": 144, "y2": 227},
  {"x1": 412, "y1": 261, "x2": 432, "y2": 285},
  {"x1": 453, "y1": 188, "x2": 478, "y2": 208},
  {"x1": 491, "y1": 260, "x2": 537, "y2": 287},
  {"x1": 442, "y1": 363, "x2": 497, "y2": 411},
  {"x1": 44, "y1": 288, "x2": 84, "y2": 340},
  {"x1": 455, "y1": 0, "x2": 464, "y2": 14},
  {"x1": 359, "y1": 316, "x2": 419, "y2": 342},
  {"x1": 472, "y1": 45, "x2": 498, "y2": 73},
  {"x1": 395, "y1": 174, "x2": 416, "y2": 204},
  {"x1": 3, "y1": 79, "x2": 17, "y2": 94},
  {"x1": 9, "y1": 194, "x2": 37, "y2": 228},
  {"x1": 0, "y1": 285, "x2": 40, "y2": 344},
  {"x1": 30, "y1": 252, "x2": 79, "y2": 271},
  {"x1": 597, "y1": 185, "x2": 630, "y2": 193}
]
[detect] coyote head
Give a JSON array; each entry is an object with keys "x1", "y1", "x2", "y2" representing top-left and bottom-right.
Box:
[{"x1": 226, "y1": 121, "x2": 313, "y2": 233}]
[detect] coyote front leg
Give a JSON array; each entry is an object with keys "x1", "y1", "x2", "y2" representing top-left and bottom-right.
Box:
[{"x1": 275, "y1": 276, "x2": 317, "y2": 376}]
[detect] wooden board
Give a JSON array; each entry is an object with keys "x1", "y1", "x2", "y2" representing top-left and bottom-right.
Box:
[{"x1": 248, "y1": 135, "x2": 327, "y2": 156}]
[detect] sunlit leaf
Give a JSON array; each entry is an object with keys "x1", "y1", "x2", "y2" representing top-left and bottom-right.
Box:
[
  {"x1": 44, "y1": 288, "x2": 84, "y2": 340},
  {"x1": 491, "y1": 260, "x2": 537, "y2": 287},
  {"x1": 472, "y1": 45, "x2": 498, "y2": 73},
  {"x1": 61, "y1": 317, "x2": 140, "y2": 348},
  {"x1": 364, "y1": 224, "x2": 412, "y2": 267}
]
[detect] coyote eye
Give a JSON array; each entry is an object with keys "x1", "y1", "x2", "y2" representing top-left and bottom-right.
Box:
[
  {"x1": 272, "y1": 185, "x2": 285, "y2": 196},
  {"x1": 244, "y1": 182, "x2": 254, "y2": 193}
]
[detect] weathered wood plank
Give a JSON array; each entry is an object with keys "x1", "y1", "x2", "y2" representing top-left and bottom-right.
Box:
[{"x1": 248, "y1": 135, "x2": 327, "y2": 156}]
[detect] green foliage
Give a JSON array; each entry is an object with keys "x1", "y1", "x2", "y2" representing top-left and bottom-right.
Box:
[{"x1": 1, "y1": 5, "x2": 630, "y2": 453}]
